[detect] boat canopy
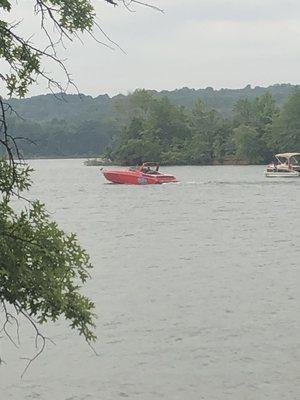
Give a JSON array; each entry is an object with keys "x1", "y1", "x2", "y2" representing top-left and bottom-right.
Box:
[{"x1": 275, "y1": 152, "x2": 300, "y2": 159}]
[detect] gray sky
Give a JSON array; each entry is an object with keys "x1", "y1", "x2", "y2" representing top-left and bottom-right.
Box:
[{"x1": 3, "y1": 0, "x2": 300, "y2": 97}]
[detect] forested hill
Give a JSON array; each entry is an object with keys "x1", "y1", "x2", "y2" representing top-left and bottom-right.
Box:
[
  {"x1": 8, "y1": 93, "x2": 112, "y2": 122},
  {"x1": 8, "y1": 83, "x2": 298, "y2": 121},
  {"x1": 158, "y1": 84, "x2": 299, "y2": 115},
  {"x1": 5, "y1": 83, "x2": 300, "y2": 161}
]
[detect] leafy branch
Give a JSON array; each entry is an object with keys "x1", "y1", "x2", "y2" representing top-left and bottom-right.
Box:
[{"x1": 0, "y1": 0, "x2": 162, "y2": 375}]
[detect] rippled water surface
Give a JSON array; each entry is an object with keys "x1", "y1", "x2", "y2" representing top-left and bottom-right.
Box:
[{"x1": 1, "y1": 160, "x2": 300, "y2": 399}]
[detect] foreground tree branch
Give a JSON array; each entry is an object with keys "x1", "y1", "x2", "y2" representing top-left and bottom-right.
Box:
[
  {"x1": 0, "y1": 0, "x2": 163, "y2": 97},
  {"x1": 0, "y1": 0, "x2": 162, "y2": 374}
]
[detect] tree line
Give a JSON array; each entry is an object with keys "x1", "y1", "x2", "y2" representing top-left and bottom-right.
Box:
[
  {"x1": 6, "y1": 85, "x2": 300, "y2": 164},
  {"x1": 108, "y1": 88, "x2": 300, "y2": 165}
]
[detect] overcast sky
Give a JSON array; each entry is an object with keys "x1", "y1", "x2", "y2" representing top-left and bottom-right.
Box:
[{"x1": 3, "y1": 0, "x2": 300, "y2": 97}]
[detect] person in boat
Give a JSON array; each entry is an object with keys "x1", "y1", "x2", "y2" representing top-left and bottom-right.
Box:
[{"x1": 142, "y1": 166, "x2": 151, "y2": 173}]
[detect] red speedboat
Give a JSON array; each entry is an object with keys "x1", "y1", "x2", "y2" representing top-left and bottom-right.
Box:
[{"x1": 102, "y1": 162, "x2": 177, "y2": 185}]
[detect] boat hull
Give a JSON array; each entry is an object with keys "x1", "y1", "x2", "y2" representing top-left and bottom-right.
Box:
[
  {"x1": 265, "y1": 171, "x2": 300, "y2": 178},
  {"x1": 103, "y1": 170, "x2": 177, "y2": 185}
]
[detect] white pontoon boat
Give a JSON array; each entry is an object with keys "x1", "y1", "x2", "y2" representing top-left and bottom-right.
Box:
[{"x1": 265, "y1": 153, "x2": 300, "y2": 177}]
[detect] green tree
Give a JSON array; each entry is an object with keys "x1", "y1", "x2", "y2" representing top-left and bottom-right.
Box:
[
  {"x1": 212, "y1": 133, "x2": 225, "y2": 163},
  {"x1": 253, "y1": 92, "x2": 278, "y2": 131},
  {"x1": 233, "y1": 98, "x2": 254, "y2": 126},
  {"x1": 148, "y1": 97, "x2": 191, "y2": 144},
  {"x1": 188, "y1": 98, "x2": 221, "y2": 163},
  {"x1": 187, "y1": 134, "x2": 212, "y2": 164},
  {"x1": 233, "y1": 124, "x2": 266, "y2": 163},
  {"x1": 268, "y1": 90, "x2": 300, "y2": 152},
  {"x1": 113, "y1": 90, "x2": 155, "y2": 127},
  {"x1": 116, "y1": 137, "x2": 161, "y2": 165},
  {"x1": 113, "y1": 90, "x2": 192, "y2": 164},
  {"x1": 232, "y1": 93, "x2": 278, "y2": 162}
]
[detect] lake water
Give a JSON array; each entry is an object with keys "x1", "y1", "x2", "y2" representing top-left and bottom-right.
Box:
[{"x1": 1, "y1": 159, "x2": 299, "y2": 399}]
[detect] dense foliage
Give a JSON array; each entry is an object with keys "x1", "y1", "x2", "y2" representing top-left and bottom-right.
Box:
[
  {"x1": 6, "y1": 84, "x2": 300, "y2": 163},
  {"x1": 1, "y1": 0, "x2": 150, "y2": 365},
  {"x1": 0, "y1": 161, "x2": 96, "y2": 342},
  {"x1": 111, "y1": 89, "x2": 298, "y2": 165}
]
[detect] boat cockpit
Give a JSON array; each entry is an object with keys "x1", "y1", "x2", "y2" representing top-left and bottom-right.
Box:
[{"x1": 140, "y1": 162, "x2": 160, "y2": 175}]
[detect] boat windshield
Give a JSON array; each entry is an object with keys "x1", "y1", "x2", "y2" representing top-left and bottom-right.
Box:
[
  {"x1": 140, "y1": 163, "x2": 160, "y2": 174},
  {"x1": 142, "y1": 166, "x2": 159, "y2": 174},
  {"x1": 291, "y1": 156, "x2": 300, "y2": 165},
  {"x1": 129, "y1": 164, "x2": 160, "y2": 173},
  {"x1": 276, "y1": 157, "x2": 288, "y2": 164}
]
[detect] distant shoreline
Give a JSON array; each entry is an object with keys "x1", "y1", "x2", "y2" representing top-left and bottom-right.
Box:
[{"x1": 25, "y1": 157, "x2": 261, "y2": 166}]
